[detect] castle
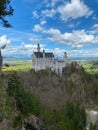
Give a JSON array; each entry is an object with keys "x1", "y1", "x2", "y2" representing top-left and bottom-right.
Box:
[{"x1": 32, "y1": 44, "x2": 68, "y2": 75}]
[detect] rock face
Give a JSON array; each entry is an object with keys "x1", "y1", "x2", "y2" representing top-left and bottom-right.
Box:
[
  {"x1": 86, "y1": 109, "x2": 98, "y2": 130},
  {"x1": 23, "y1": 115, "x2": 42, "y2": 130},
  {"x1": 86, "y1": 110, "x2": 98, "y2": 125}
]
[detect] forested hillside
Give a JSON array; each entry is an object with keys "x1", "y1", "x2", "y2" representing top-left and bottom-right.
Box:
[{"x1": 0, "y1": 62, "x2": 98, "y2": 130}]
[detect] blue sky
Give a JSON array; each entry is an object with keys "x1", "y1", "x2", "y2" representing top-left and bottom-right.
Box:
[{"x1": 0, "y1": 0, "x2": 98, "y2": 58}]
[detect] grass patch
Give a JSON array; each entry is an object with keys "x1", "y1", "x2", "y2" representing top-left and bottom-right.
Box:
[
  {"x1": 80, "y1": 61, "x2": 98, "y2": 74},
  {"x1": 3, "y1": 62, "x2": 32, "y2": 72}
]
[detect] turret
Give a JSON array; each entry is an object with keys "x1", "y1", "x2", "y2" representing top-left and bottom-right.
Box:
[
  {"x1": 64, "y1": 51, "x2": 67, "y2": 62},
  {"x1": 37, "y1": 43, "x2": 40, "y2": 52},
  {"x1": 43, "y1": 49, "x2": 45, "y2": 58}
]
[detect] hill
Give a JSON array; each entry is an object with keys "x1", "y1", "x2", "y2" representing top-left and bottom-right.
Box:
[{"x1": 0, "y1": 61, "x2": 98, "y2": 130}]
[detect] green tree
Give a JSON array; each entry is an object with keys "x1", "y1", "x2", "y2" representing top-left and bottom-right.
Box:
[
  {"x1": 90, "y1": 123, "x2": 98, "y2": 130},
  {"x1": 64, "y1": 101, "x2": 86, "y2": 130},
  {"x1": 0, "y1": 0, "x2": 13, "y2": 27}
]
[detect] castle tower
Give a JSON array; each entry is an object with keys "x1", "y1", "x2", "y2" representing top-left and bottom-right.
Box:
[
  {"x1": 37, "y1": 43, "x2": 40, "y2": 52},
  {"x1": 43, "y1": 49, "x2": 45, "y2": 58},
  {"x1": 64, "y1": 51, "x2": 67, "y2": 62}
]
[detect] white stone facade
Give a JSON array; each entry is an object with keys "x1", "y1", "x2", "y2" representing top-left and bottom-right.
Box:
[{"x1": 32, "y1": 44, "x2": 68, "y2": 75}]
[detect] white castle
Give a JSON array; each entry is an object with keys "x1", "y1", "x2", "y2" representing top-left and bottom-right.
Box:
[{"x1": 32, "y1": 44, "x2": 68, "y2": 75}]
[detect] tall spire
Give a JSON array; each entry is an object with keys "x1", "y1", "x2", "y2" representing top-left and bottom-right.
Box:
[
  {"x1": 37, "y1": 43, "x2": 40, "y2": 52},
  {"x1": 64, "y1": 51, "x2": 67, "y2": 62}
]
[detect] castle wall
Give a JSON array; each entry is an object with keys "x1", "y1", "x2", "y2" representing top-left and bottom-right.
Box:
[
  {"x1": 32, "y1": 44, "x2": 67, "y2": 75},
  {"x1": 32, "y1": 57, "x2": 55, "y2": 71}
]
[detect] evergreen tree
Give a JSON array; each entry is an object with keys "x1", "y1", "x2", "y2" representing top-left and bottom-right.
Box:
[{"x1": 0, "y1": 0, "x2": 13, "y2": 27}]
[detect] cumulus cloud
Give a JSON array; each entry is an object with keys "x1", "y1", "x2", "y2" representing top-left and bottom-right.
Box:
[
  {"x1": 41, "y1": 9, "x2": 57, "y2": 18},
  {"x1": 32, "y1": 17, "x2": 98, "y2": 49},
  {"x1": 88, "y1": 24, "x2": 98, "y2": 34},
  {"x1": 92, "y1": 15, "x2": 98, "y2": 21},
  {"x1": 40, "y1": 20, "x2": 47, "y2": 25},
  {"x1": 2, "y1": 39, "x2": 98, "y2": 58},
  {"x1": 32, "y1": 23, "x2": 98, "y2": 49},
  {"x1": 71, "y1": 44, "x2": 83, "y2": 49},
  {"x1": 29, "y1": 37, "x2": 41, "y2": 43},
  {"x1": 50, "y1": 0, "x2": 61, "y2": 7},
  {"x1": 92, "y1": 24, "x2": 98, "y2": 28},
  {"x1": 53, "y1": 48, "x2": 65, "y2": 57},
  {"x1": 42, "y1": 0, "x2": 61, "y2": 8},
  {"x1": 45, "y1": 47, "x2": 65, "y2": 57},
  {"x1": 33, "y1": 24, "x2": 44, "y2": 32},
  {"x1": 0, "y1": 35, "x2": 11, "y2": 48},
  {"x1": 43, "y1": 28, "x2": 60, "y2": 35},
  {"x1": 41, "y1": 0, "x2": 93, "y2": 21},
  {"x1": 67, "y1": 22, "x2": 80, "y2": 28},
  {"x1": 32, "y1": 11, "x2": 39, "y2": 19},
  {"x1": 58, "y1": 0, "x2": 93, "y2": 20},
  {"x1": 32, "y1": 21, "x2": 47, "y2": 33},
  {"x1": 43, "y1": 28, "x2": 97, "y2": 49},
  {"x1": 2, "y1": 43, "x2": 46, "y2": 58},
  {"x1": 69, "y1": 48, "x2": 98, "y2": 57},
  {"x1": 2, "y1": 43, "x2": 35, "y2": 58}
]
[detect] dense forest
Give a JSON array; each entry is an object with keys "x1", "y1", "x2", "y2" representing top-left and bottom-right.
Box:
[{"x1": 0, "y1": 61, "x2": 98, "y2": 130}]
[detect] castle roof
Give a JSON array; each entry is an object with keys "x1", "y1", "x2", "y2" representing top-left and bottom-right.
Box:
[
  {"x1": 34, "y1": 52, "x2": 54, "y2": 58},
  {"x1": 34, "y1": 52, "x2": 43, "y2": 58}
]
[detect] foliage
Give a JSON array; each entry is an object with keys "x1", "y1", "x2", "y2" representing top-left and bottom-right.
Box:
[
  {"x1": 0, "y1": 0, "x2": 13, "y2": 27},
  {"x1": 37, "y1": 100, "x2": 86, "y2": 130},
  {"x1": 90, "y1": 123, "x2": 98, "y2": 130},
  {"x1": 5, "y1": 70, "x2": 88, "y2": 130},
  {"x1": 5, "y1": 71, "x2": 43, "y2": 129},
  {"x1": 80, "y1": 61, "x2": 98, "y2": 75},
  {"x1": 63, "y1": 101, "x2": 86, "y2": 130},
  {"x1": 1, "y1": 60, "x2": 98, "y2": 129},
  {"x1": 4, "y1": 63, "x2": 10, "y2": 67},
  {"x1": 7, "y1": 71, "x2": 41, "y2": 115}
]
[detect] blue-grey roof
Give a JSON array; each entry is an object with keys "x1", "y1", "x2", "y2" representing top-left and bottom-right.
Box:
[
  {"x1": 34, "y1": 52, "x2": 43, "y2": 58},
  {"x1": 45, "y1": 53, "x2": 54, "y2": 58},
  {"x1": 34, "y1": 52, "x2": 54, "y2": 58}
]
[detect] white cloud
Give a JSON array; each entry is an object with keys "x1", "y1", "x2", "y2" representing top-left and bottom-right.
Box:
[
  {"x1": 41, "y1": 47, "x2": 65, "y2": 57},
  {"x1": 69, "y1": 48, "x2": 98, "y2": 57},
  {"x1": 40, "y1": 20, "x2": 47, "y2": 25},
  {"x1": 67, "y1": 22, "x2": 80, "y2": 28},
  {"x1": 0, "y1": 35, "x2": 11, "y2": 48},
  {"x1": 41, "y1": 9, "x2": 57, "y2": 18},
  {"x1": 42, "y1": 0, "x2": 61, "y2": 8},
  {"x1": 2, "y1": 43, "x2": 46, "y2": 58},
  {"x1": 32, "y1": 22, "x2": 98, "y2": 49},
  {"x1": 2, "y1": 40, "x2": 98, "y2": 58},
  {"x1": 41, "y1": 0, "x2": 93, "y2": 21},
  {"x1": 93, "y1": 36, "x2": 98, "y2": 43},
  {"x1": 45, "y1": 28, "x2": 94, "y2": 43},
  {"x1": 71, "y1": 44, "x2": 83, "y2": 49},
  {"x1": 43, "y1": 28, "x2": 60, "y2": 35},
  {"x1": 51, "y1": 0, "x2": 60, "y2": 7},
  {"x1": 88, "y1": 24, "x2": 98, "y2": 34},
  {"x1": 29, "y1": 37, "x2": 41, "y2": 43},
  {"x1": 58, "y1": 0, "x2": 93, "y2": 21},
  {"x1": 53, "y1": 48, "x2": 65, "y2": 57},
  {"x1": 2, "y1": 43, "x2": 35, "y2": 57},
  {"x1": 33, "y1": 24, "x2": 44, "y2": 32},
  {"x1": 92, "y1": 15, "x2": 98, "y2": 21},
  {"x1": 32, "y1": 21, "x2": 47, "y2": 33},
  {"x1": 32, "y1": 11, "x2": 39, "y2": 19},
  {"x1": 92, "y1": 24, "x2": 98, "y2": 28},
  {"x1": 41, "y1": 27, "x2": 98, "y2": 49}
]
